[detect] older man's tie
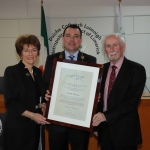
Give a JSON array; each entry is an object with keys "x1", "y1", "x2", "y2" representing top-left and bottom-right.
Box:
[{"x1": 107, "y1": 65, "x2": 117, "y2": 99}]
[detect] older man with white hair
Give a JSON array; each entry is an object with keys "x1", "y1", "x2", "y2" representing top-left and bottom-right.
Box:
[{"x1": 92, "y1": 33, "x2": 146, "y2": 150}]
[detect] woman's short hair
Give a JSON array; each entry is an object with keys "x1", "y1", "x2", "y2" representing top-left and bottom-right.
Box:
[{"x1": 15, "y1": 34, "x2": 41, "y2": 56}]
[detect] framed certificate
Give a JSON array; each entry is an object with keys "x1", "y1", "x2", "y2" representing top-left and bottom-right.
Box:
[{"x1": 45, "y1": 58, "x2": 103, "y2": 132}]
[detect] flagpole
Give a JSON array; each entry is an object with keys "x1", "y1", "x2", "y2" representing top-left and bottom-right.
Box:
[
  {"x1": 118, "y1": 0, "x2": 121, "y2": 8},
  {"x1": 39, "y1": 0, "x2": 44, "y2": 139},
  {"x1": 41, "y1": 0, "x2": 43, "y2": 18},
  {"x1": 118, "y1": 0, "x2": 125, "y2": 39}
]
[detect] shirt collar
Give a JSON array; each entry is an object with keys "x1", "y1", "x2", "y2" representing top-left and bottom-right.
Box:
[
  {"x1": 18, "y1": 60, "x2": 34, "y2": 73},
  {"x1": 110, "y1": 56, "x2": 124, "y2": 70},
  {"x1": 65, "y1": 50, "x2": 79, "y2": 60}
]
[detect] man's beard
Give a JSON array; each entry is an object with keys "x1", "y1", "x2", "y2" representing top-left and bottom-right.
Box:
[{"x1": 108, "y1": 52, "x2": 119, "y2": 62}]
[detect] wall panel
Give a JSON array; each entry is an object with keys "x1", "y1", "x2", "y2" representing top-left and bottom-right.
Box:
[
  {"x1": 134, "y1": 16, "x2": 150, "y2": 33},
  {"x1": 0, "y1": 38, "x2": 19, "y2": 76},
  {"x1": 19, "y1": 19, "x2": 40, "y2": 36},
  {"x1": 0, "y1": 0, "x2": 27, "y2": 19},
  {"x1": 0, "y1": 20, "x2": 19, "y2": 37}
]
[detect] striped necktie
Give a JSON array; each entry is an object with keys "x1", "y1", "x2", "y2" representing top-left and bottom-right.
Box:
[
  {"x1": 107, "y1": 65, "x2": 117, "y2": 99},
  {"x1": 68, "y1": 55, "x2": 75, "y2": 60}
]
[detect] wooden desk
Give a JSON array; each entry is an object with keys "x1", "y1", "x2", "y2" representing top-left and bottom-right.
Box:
[{"x1": 1, "y1": 94, "x2": 150, "y2": 150}]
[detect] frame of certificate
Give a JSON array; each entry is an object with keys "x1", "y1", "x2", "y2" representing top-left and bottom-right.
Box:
[{"x1": 45, "y1": 58, "x2": 103, "y2": 132}]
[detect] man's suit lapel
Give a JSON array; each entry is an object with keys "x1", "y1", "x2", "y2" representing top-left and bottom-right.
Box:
[
  {"x1": 77, "y1": 51, "x2": 82, "y2": 61},
  {"x1": 57, "y1": 51, "x2": 65, "y2": 59},
  {"x1": 101, "y1": 63, "x2": 110, "y2": 96},
  {"x1": 62, "y1": 51, "x2": 65, "y2": 59}
]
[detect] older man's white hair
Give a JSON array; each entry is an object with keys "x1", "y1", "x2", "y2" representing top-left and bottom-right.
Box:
[{"x1": 102, "y1": 33, "x2": 126, "y2": 51}]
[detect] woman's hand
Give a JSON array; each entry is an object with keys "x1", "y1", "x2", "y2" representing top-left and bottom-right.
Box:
[
  {"x1": 39, "y1": 103, "x2": 46, "y2": 116},
  {"x1": 22, "y1": 110, "x2": 50, "y2": 124},
  {"x1": 32, "y1": 113, "x2": 50, "y2": 125}
]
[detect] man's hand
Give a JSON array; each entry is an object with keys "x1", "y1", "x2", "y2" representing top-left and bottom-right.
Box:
[
  {"x1": 45, "y1": 90, "x2": 51, "y2": 101},
  {"x1": 92, "y1": 112, "x2": 106, "y2": 126}
]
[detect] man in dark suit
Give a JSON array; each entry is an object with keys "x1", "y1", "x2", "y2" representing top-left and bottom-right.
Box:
[
  {"x1": 92, "y1": 33, "x2": 146, "y2": 150},
  {"x1": 43, "y1": 24, "x2": 96, "y2": 150}
]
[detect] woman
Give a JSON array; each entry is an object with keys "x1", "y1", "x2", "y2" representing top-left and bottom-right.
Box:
[{"x1": 3, "y1": 35, "x2": 49, "y2": 150}]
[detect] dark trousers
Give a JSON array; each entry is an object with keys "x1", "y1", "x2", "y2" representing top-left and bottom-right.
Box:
[
  {"x1": 48, "y1": 125, "x2": 90, "y2": 150},
  {"x1": 99, "y1": 123, "x2": 137, "y2": 150}
]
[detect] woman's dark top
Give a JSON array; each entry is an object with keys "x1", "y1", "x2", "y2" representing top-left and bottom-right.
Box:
[{"x1": 3, "y1": 61, "x2": 43, "y2": 150}]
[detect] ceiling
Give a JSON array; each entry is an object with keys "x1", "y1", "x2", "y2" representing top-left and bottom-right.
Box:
[{"x1": 43, "y1": 0, "x2": 150, "y2": 7}]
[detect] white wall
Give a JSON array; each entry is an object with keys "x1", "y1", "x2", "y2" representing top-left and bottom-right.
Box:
[{"x1": 0, "y1": 0, "x2": 150, "y2": 92}]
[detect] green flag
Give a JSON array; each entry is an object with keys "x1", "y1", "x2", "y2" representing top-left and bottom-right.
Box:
[{"x1": 39, "y1": 5, "x2": 49, "y2": 73}]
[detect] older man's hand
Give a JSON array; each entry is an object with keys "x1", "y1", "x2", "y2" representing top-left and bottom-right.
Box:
[{"x1": 92, "y1": 112, "x2": 106, "y2": 126}]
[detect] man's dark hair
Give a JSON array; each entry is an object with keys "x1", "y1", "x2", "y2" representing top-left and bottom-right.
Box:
[{"x1": 63, "y1": 24, "x2": 82, "y2": 38}]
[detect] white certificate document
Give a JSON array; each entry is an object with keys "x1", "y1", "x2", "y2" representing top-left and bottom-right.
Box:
[{"x1": 48, "y1": 62, "x2": 100, "y2": 128}]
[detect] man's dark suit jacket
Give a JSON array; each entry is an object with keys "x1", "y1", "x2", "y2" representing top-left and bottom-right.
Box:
[
  {"x1": 43, "y1": 51, "x2": 96, "y2": 131},
  {"x1": 98, "y1": 57, "x2": 146, "y2": 147}
]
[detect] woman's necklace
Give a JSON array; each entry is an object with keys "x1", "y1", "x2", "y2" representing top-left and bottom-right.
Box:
[
  {"x1": 29, "y1": 69, "x2": 33, "y2": 74},
  {"x1": 29, "y1": 69, "x2": 35, "y2": 80}
]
